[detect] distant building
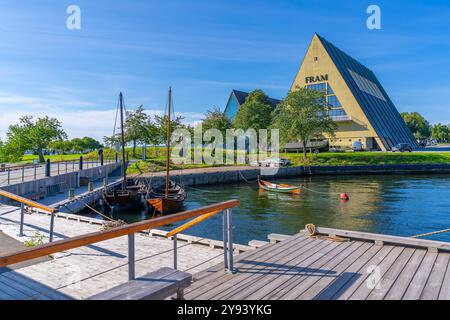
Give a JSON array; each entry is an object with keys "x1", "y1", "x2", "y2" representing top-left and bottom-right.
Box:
[
  {"x1": 224, "y1": 33, "x2": 418, "y2": 151},
  {"x1": 224, "y1": 90, "x2": 280, "y2": 121}
]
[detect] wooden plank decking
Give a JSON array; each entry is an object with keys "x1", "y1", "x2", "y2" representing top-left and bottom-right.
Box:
[
  {"x1": 3, "y1": 201, "x2": 450, "y2": 300},
  {"x1": 0, "y1": 205, "x2": 236, "y2": 299},
  {"x1": 186, "y1": 230, "x2": 450, "y2": 300}
]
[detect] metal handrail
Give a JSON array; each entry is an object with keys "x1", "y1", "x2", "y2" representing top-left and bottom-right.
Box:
[
  {"x1": 0, "y1": 200, "x2": 240, "y2": 277},
  {"x1": 0, "y1": 157, "x2": 119, "y2": 186}
]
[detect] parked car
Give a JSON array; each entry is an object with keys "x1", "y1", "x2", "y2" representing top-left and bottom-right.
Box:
[
  {"x1": 391, "y1": 143, "x2": 413, "y2": 152},
  {"x1": 259, "y1": 158, "x2": 291, "y2": 167}
]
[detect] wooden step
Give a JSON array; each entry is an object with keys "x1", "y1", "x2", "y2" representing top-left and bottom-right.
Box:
[
  {"x1": 248, "y1": 240, "x2": 269, "y2": 249},
  {"x1": 267, "y1": 233, "x2": 292, "y2": 244}
]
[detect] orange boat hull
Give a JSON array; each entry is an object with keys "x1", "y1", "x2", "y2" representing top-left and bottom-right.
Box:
[{"x1": 147, "y1": 198, "x2": 184, "y2": 213}]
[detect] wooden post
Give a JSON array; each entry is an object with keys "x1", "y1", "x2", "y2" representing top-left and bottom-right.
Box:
[
  {"x1": 79, "y1": 156, "x2": 83, "y2": 171},
  {"x1": 165, "y1": 87, "x2": 172, "y2": 198},
  {"x1": 119, "y1": 92, "x2": 127, "y2": 189},
  {"x1": 45, "y1": 159, "x2": 51, "y2": 177}
]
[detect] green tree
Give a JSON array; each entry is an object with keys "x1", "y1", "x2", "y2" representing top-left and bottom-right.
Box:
[
  {"x1": 401, "y1": 112, "x2": 431, "y2": 139},
  {"x1": 81, "y1": 137, "x2": 102, "y2": 151},
  {"x1": 125, "y1": 106, "x2": 149, "y2": 157},
  {"x1": 233, "y1": 90, "x2": 273, "y2": 130},
  {"x1": 103, "y1": 134, "x2": 120, "y2": 149},
  {"x1": 272, "y1": 86, "x2": 337, "y2": 160},
  {"x1": 70, "y1": 138, "x2": 85, "y2": 153},
  {"x1": 431, "y1": 123, "x2": 449, "y2": 143},
  {"x1": 7, "y1": 116, "x2": 66, "y2": 163},
  {"x1": 202, "y1": 107, "x2": 232, "y2": 136},
  {"x1": 48, "y1": 140, "x2": 73, "y2": 154},
  {"x1": 0, "y1": 140, "x2": 20, "y2": 163},
  {"x1": 246, "y1": 89, "x2": 271, "y2": 105},
  {"x1": 141, "y1": 119, "x2": 159, "y2": 148},
  {"x1": 154, "y1": 114, "x2": 185, "y2": 146}
]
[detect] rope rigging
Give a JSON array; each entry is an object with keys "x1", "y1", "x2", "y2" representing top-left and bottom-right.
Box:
[
  {"x1": 238, "y1": 170, "x2": 259, "y2": 183},
  {"x1": 411, "y1": 228, "x2": 450, "y2": 239}
]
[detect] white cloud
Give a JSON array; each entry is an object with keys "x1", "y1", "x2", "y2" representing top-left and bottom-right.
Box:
[{"x1": 0, "y1": 91, "x2": 204, "y2": 142}]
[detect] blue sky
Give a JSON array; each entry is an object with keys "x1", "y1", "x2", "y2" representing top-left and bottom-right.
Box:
[{"x1": 0, "y1": 0, "x2": 449, "y2": 140}]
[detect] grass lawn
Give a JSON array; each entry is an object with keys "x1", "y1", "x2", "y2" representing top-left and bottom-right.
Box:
[
  {"x1": 284, "y1": 151, "x2": 450, "y2": 166},
  {"x1": 21, "y1": 154, "x2": 84, "y2": 163},
  {"x1": 19, "y1": 148, "x2": 134, "y2": 164}
]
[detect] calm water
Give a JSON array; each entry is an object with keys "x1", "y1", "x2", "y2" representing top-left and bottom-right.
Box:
[{"x1": 82, "y1": 174, "x2": 450, "y2": 245}]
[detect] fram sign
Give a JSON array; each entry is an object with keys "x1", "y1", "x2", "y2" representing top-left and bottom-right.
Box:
[{"x1": 305, "y1": 74, "x2": 328, "y2": 84}]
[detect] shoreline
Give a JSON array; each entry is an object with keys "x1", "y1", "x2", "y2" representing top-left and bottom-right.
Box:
[{"x1": 134, "y1": 163, "x2": 450, "y2": 187}]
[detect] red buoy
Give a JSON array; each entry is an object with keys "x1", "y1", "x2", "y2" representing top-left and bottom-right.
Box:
[{"x1": 340, "y1": 193, "x2": 349, "y2": 202}]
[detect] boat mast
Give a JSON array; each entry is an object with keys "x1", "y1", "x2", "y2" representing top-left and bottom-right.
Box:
[
  {"x1": 165, "y1": 87, "x2": 172, "y2": 198},
  {"x1": 119, "y1": 92, "x2": 127, "y2": 190}
]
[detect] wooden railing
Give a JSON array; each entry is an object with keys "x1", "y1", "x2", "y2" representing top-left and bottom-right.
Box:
[
  {"x1": 0, "y1": 200, "x2": 240, "y2": 278},
  {"x1": 0, "y1": 189, "x2": 55, "y2": 213},
  {"x1": 167, "y1": 210, "x2": 220, "y2": 237},
  {"x1": 0, "y1": 189, "x2": 57, "y2": 241}
]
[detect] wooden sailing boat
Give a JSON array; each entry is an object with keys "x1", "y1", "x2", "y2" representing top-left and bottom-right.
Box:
[
  {"x1": 147, "y1": 87, "x2": 187, "y2": 213},
  {"x1": 258, "y1": 177, "x2": 302, "y2": 194},
  {"x1": 103, "y1": 92, "x2": 147, "y2": 210}
]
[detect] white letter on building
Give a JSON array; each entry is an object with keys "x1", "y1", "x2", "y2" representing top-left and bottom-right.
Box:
[
  {"x1": 66, "y1": 5, "x2": 81, "y2": 30},
  {"x1": 366, "y1": 5, "x2": 381, "y2": 30}
]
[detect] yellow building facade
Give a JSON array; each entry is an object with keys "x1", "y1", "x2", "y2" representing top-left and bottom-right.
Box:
[
  {"x1": 291, "y1": 33, "x2": 417, "y2": 151},
  {"x1": 224, "y1": 34, "x2": 417, "y2": 151}
]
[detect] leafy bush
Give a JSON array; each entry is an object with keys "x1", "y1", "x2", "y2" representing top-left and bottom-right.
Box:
[{"x1": 24, "y1": 232, "x2": 45, "y2": 247}]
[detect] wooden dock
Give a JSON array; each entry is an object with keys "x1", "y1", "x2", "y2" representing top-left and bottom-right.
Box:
[
  {"x1": 186, "y1": 228, "x2": 450, "y2": 300},
  {"x1": 0, "y1": 204, "x2": 243, "y2": 299},
  {"x1": 2, "y1": 200, "x2": 450, "y2": 300}
]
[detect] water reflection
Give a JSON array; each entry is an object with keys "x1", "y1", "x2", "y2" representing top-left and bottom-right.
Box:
[{"x1": 81, "y1": 174, "x2": 450, "y2": 245}]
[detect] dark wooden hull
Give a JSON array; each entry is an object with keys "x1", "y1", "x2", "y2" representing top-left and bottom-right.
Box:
[
  {"x1": 147, "y1": 181, "x2": 186, "y2": 214},
  {"x1": 103, "y1": 189, "x2": 144, "y2": 210}
]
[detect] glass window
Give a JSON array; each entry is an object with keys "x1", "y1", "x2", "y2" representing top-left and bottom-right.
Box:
[
  {"x1": 306, "y1": 83, "x2": 326, "y2": 92},
  {"x1": 327, "y1": 95, "x2": 341, "y2": 108},
  {"x1": 329, "y1": 108, "x2": 347, "y2": 117},
  {"x1": 224, "y1": 96, "x2": 239, "y2": 120},
  {"x1": 327, "y1": 85, "x2": 334, "y2": 95}
]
